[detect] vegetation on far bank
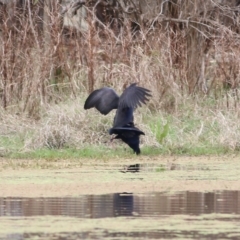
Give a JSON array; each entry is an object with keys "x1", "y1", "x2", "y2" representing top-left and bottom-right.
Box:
[
  {"x1": 0, "y1": 1, "x2": 239, "y2": 159},
  {"x1": 0, "y1": 93, "x2": 239, "y2": 159}
]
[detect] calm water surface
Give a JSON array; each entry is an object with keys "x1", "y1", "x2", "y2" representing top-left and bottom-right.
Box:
[{"x1": 1, "y1": 190, "x2": 240, "y2": 239}]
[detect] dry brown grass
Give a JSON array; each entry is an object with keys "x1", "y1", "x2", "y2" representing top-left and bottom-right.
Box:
[{"x1": 0, "y1": 1, "x2": 239, "y2": 154}]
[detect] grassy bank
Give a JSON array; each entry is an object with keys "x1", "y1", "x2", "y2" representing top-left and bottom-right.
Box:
[{"x1": 0, "y1": 92, "x2": 239, "y2": 160}]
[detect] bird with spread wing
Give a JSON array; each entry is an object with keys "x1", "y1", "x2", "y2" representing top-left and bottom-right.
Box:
[{"x1": 84, "y1": 83, "x2": 152, "y2": 154}]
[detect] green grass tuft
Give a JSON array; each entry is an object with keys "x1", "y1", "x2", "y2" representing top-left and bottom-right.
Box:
[{"x1": 149, "y1": 119, "x2": 169, "y2": 144}]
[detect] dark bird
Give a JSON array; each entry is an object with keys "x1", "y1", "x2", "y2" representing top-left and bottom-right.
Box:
[
  {"x1": 84, "y1": 83, "x2": 151, "y2": 154},
  {"x1": 109, "y1": 124, "x2": 144, "y2": 155}
]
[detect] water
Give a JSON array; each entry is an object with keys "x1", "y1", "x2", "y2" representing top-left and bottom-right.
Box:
[
  {"x1": 1, "y1": 191, "x2": 240, "y2": 239},
  {"x1": 1, "y1": 191, "x2": 240, "y2": 218},
  {"x1": 1, "y1": 157, "x2": 240, "y2": 239}
]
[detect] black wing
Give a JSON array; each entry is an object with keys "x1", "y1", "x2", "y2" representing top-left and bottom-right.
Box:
[
  {"x1": 118, "y1": 83, "x2": 152, "y2": 110},
  {"x1": 84, "y1": 87, "x2": 119, "y2": 115},
  {"x1": 113, "y1": 83, "x2": 152, "y2": 127}
]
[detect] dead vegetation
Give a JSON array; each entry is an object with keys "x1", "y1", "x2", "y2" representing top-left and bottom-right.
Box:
[{"x1": 0, "y1": 0, "x2": 239, "y2": 154}]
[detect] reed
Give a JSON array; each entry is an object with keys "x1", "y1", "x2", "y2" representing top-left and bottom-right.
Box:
[{"x1": 0, "y1": 1, "x2": 239, "y2": 156}]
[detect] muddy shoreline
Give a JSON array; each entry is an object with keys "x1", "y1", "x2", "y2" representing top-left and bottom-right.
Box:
[{"x1": 1, "y1": 155, "x2": 239, "y2": 197}]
